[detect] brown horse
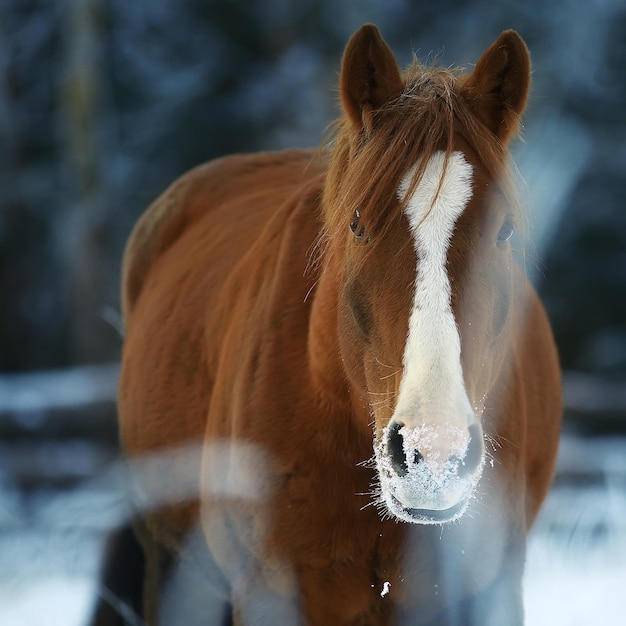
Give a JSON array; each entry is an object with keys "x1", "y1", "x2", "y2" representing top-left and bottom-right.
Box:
[{"x1": 111, "y1": 24, "x2": 561, "y2": 626}]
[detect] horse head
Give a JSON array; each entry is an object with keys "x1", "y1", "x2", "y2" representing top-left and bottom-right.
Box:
[{"x1": 323, "y1": 25, "x2": 531, "y2": 524}]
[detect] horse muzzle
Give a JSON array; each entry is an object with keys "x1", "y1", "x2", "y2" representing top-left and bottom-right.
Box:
[{"x1": 375, "y1": 420, "x2": 485, "y2": 524}]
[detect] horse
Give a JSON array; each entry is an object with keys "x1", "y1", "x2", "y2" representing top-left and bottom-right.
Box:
[{"x1": 99, "y1": 24, "x2": 562, "y2": 626}]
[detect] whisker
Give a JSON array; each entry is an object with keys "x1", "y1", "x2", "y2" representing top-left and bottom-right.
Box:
[
  {"x1": 369, "y1": 398, "x2": 393, "y2": 408},
  {"x1": 379, "y1": 368, "x2": 402, "y2": 381},
  {"x1": 484, "y1": 433, "x2": 504, "y2": 451},
  {"x1": 375, "y1": 357, "x2": 396, "y2": 369},
  {"x1": 303, "y1": 278, "x2": 320, "y2": 303},
  {"x1": 357, "y1": 456, "x2": 376, "y2": 469},
  {"x1": 367, "y1": 390, "x2": 394, "y2": 397},
  {"x1": 484, "y1": 449, "x2": 499, "y2": 468},
  {"x1": 359, "y1": 501, "x2": 377, "y2": 512},
  {"x1": 368, "y1": 399, "x2": 396, "y2": 411}
]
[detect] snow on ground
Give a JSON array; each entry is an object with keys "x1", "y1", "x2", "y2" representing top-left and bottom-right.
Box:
[
  {"x1": 525, "y1": 484, "x2": 626, "y2": 624},
  {"x1": 1, "y1": 435, "x2": 625, "y2": 625},
  {"x1": 525, "y1": 435, "x2": 626, "y2": 625},
  {"x1": 0, "y1": 577, "x2": 95, "y2": 626}
]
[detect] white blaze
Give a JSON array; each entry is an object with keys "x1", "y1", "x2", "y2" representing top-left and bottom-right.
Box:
[
  {"x1": 374, "y1": 150, "x2": 485, "y2": 523},
  {"x1": 394, "y1": 151, "x2": 474, "y2": 450}
]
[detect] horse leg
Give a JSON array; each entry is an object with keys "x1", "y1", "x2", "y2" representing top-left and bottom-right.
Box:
[
  {"x1": 102, "y1": 513, "x2": 232, "y2": 625},
  {"x1": 395, "y1": 572, "x2": 523, "y2": 626},
  {"x1": 394, "y1": 509, "x2": 526, "y2": 626},
  {"x1": 461, "y1": 565, "x2": 524, "y2": 626},
  {"x1": 88, "y1": 523, "x2": 145, "y2": 626},
  {"x1": 140, "y1": 531, "x2": 174, "y2": 626},
  {"x1": 137, "y1": 522, "x2": 230, "y2": 626},
  {"x1": 155, "y1": 524, "x2": 233, "y2": 626},
  {"x1": 432, "y1": 559, "x2": 524, "y2": 626}
]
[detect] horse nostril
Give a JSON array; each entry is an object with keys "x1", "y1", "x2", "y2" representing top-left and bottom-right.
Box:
[
  {"x1": 386, "y1": 422, "x2": 482, "y2": 478},
  {"x1": 387, "y1": 422, "x2": 408, "y2": 477}
]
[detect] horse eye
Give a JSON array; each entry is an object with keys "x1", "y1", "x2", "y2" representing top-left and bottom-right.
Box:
[
  {"x1": 349, "y1": 210, "x2": 369, "y2": 243},
  {"x1": 496, "y1": 216, "x2": 514, "y2": 247}
]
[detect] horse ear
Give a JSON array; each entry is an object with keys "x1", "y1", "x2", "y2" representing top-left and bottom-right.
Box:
[
  {"x1": 461, "y1": 30, "x2": 531, "y2": 143},
  {"x1": 340, "y1": 24, "x2": 404, "y2": 132}
]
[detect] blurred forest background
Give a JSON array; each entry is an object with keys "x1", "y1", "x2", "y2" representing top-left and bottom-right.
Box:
[
  {"x1": 1, "y1": 0, "x2": 626, "y2": 379},
  {"x1": 1, "y1": 0, "x2": 626, "y2": 624}
]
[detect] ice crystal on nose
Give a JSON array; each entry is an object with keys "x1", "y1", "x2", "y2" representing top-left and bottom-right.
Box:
[{"x1": 374, "y1": 422, "x2": 483, "y2": 524}]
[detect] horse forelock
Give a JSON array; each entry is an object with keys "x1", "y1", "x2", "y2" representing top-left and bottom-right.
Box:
[{"x1": 321, "y1": 60, "x2": 523, "y2": 273}]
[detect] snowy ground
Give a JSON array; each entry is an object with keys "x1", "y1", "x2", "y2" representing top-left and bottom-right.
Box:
[
  {"x1": 1, "y1": 433, "x2": 625, "y2": 626},
  {"x1": 525, "y1": 434, "x2": 626, "y2": 625}
]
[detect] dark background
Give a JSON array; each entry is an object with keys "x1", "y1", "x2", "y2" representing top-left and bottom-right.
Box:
[{"x1": 2, "y1": 0, "x2": 626, "y2": 382}]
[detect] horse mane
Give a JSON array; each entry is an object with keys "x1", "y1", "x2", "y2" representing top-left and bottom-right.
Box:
[{"x1": 321, "y1": 58, "x2": 523, "y2": 262}]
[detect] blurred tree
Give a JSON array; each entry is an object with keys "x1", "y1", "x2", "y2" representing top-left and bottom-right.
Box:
[
  {"x1": 58, "y1": 0, "x2": 110, "y2": 363},
  {"x1": 0, "y1": 0, "x2": 70, "y2": 371}
]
